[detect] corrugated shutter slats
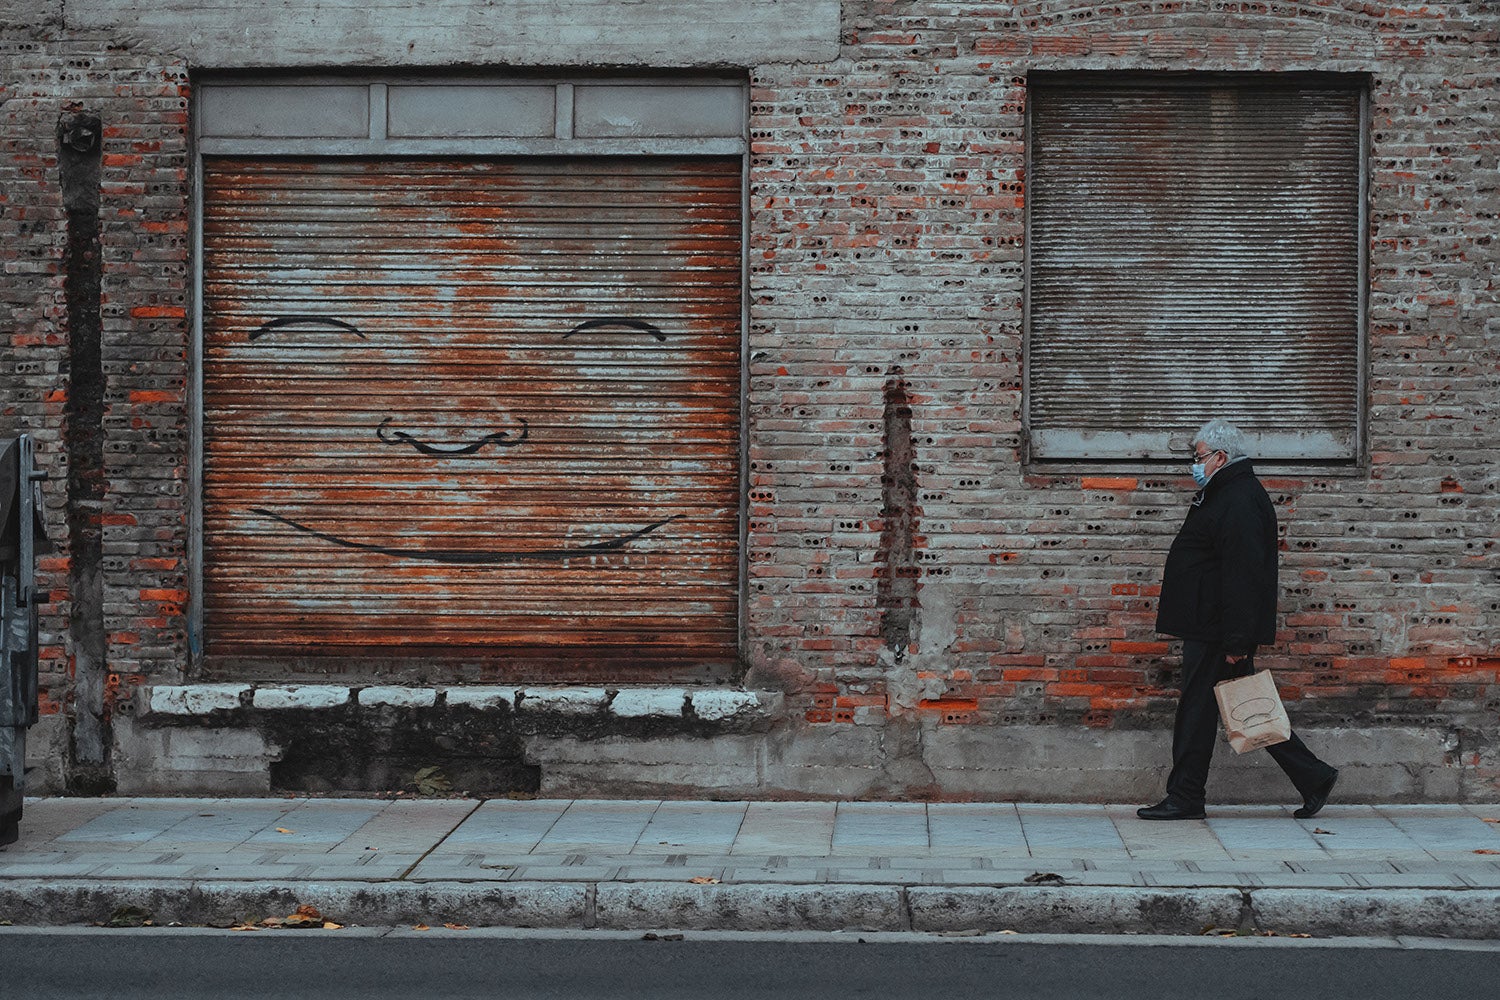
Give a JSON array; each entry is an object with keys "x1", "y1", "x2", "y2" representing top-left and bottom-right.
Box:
[{"x1": 201, "y1": 157, "x2": 741, "y2": 665}]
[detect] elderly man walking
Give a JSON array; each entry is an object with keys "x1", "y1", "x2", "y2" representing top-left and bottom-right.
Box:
[{"x1": 1138, "y1": 419, "x2": 1339, "y2": 821}]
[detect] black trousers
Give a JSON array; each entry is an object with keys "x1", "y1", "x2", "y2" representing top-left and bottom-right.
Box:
[{"x1": 1165, "y1": 641, "x2": 1333, "y2": 807}]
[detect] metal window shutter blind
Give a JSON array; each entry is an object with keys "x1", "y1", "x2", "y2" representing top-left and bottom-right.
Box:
[
  {"x1": 1027, "y1": 82, "x2": 1362, "y2": 460},
  {"x1": 201, "y1": 157, "x2": 741, "y2": 668}
]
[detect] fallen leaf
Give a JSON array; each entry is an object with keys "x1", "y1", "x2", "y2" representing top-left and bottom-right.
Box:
[
  {"x1": 413, "y1": 765, "x2": 452, "y2": 797},
  {"x1": 1482, "y1": 818, "x2": 1499, "y2": 824},
  {"x1": 107, "y1": 906, "x2": 153, "y2": 928},
  {"x1": 688, "y1": 876, "x2": 720, "y2": 884},
  {"x1": 1475, "y1": 849, "x2": 1500, "y2": 855},
  {"x1": 443, "y1": 923, "x2": 470, "y2": 931},
  {"x1": 285, "y1": 905, "x2": 327, "y2": 929},
  {"x1": 1312, "y1": 828, "x2": 1336, "y2": 835},
  {"x1": 323, "y1": 922, "x2": 344, "y2": 930},
  {"x1": 998, "y1": 929, "x2": 1019, "y2": 935},
  {"x1": 413, "y1": 923, "x2": 431, "y2": 931},
  {"x1": 260, "y1": 917, "x2": 284, "y2": 928},
  {"x1": 1023, "y1": 872, "x2": 1068, "y2": 885},
  {"x1": 275, "y1": 827, "x2": 294, "y2": 835}
]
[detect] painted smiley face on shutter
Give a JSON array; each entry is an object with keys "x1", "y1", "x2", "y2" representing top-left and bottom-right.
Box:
[{"x1": 243, "y1": 314, "x2": 683, "y2": 565}]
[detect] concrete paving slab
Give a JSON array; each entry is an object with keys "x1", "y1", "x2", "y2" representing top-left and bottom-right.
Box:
[
  {"x1": 1106, "y1": 806, "x2": 1236, "y2": 861},
  {"x1": 830, "y1": 802, "x2": 929, "y2": 853},
  {"x1": 1349, "y1": 872, "x2": 1468, "y2": 888},
  {"x1": 1207, "y1": 811, "x2": 1330, "y2": 855},
  {"x1": 334, "y1": 799, "x2": 477, "y2": 854},
  {"x1": 504, "y1": 866, "x2": 621, "y2": 881},
  {"x1": 242, "y1": 801, "x2": 384, "y2": 848},
  {"x1": 533, "y1": 800, "x2": 658, "y2": 852},
  {"x1": 730, "y1": 801, "x2": 835, "y2": 855},
  {"x1": 9, "y1": 799, "x2": 122, "y2": 845},
  {"x1": 0, "y1": 863, "x2": 106, "y2": 877},
  {"x1": 433, "y1": 799, "x2": 568, "y2": 852},
  {"x1": 633, "y1": 801, "x2": 747, "y2": 854},
  {"x1": 1376, "y1": 807, "x2": 1500, "y2": 854},
  {"x1": 722, "y1": 867, "x2": 828, "y2": 883},
  {"x1": 53, "y1": 801, "x2": 206, "y2": 845},
  {"x1": 926, "y1": 803, "x2": 1027, "y2": 853},
  {"x1": 1143, "y1": 871, "x2": 1264, "y2": 887},
  {"x1": 140, "y1": 801, "x2": 301, "y2": 851},
  {"x1": 1016, "y1": 804, "x2": 1130, "y2": 854},
  {"x1": 613, "y1": 866, "x2": 728, "y2": 882},
  {"x1": 1455, "y1": 871, "x2": 1500, "y2": 888}
]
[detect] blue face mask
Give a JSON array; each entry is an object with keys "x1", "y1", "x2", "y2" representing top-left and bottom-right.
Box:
[{"x1": 1191, "y1": 463, "x2": 1211, "y2": 489}]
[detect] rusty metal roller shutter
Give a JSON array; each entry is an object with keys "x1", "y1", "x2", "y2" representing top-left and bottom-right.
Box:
[
  {"x1": 1028, "y1": 80, "x2": 1363, "y2": 460},
  {"x1": 201, "y1": 157, "x2": 741, "y2": 668}
]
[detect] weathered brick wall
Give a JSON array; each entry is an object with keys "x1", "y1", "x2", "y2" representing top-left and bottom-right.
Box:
[
  {"x1": 3, "y1": 1, "x2": 1497, "y2": 797},
  {"x1": 2, "y1": 17, "x2": 192, "y2": 785},
  {"x1": 743, "y1": 1, "x2": 1500, "y2": 761}
]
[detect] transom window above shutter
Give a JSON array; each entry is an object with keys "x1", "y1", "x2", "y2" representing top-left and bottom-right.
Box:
[{"x1": 1025, "y1": 76, "x2": 1365, "y2": 462}]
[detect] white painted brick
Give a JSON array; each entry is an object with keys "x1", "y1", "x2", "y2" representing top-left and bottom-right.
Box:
[
  {"x1": 690, "y1": 690, "x2": 762, "y2": 722},
  {"x1": 521, "y1": 687, "x2": 610, "y2": 714},
  {"x1": 357, "y1": 686, "x2": 438, "y2": 708},
  {"x1": 251, "y1": 685, "x2": 351, "y2": 710},
  {"x1": 443, "y1": 686, "x2": 519, "y2": 710},
  {"x1": 146, "y1": 683, "x2": 248, "y2": 715},
  {"x1": 610, "y1": 688, "x2": 688, "y2": 718}
]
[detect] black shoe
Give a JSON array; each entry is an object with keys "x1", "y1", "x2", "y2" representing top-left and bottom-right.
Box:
[
  {"x1": 1294, "y1": 768, "x2": 1339, "y2": 819},
  {"x1": 1137, "y1": 799, "x2": 1206, "y2": 821}
]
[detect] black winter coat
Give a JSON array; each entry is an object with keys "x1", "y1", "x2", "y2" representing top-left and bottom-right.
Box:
[{"x1": 1155, "y1": 458, "x2": 1278, "y2": 655}]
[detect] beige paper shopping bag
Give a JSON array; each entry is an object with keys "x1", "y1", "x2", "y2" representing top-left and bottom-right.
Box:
[{"x1": 1214, "y1": 669, "x2": 1291, "y2": 754}]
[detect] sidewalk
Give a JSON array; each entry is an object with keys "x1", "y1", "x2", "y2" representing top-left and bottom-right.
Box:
[{"x1": 3, "y1": 797, "x2": 1499, "y2": 938}]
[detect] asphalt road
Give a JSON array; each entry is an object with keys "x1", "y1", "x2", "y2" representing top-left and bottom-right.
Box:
[{"x1": 1, "y1": 928, "x2": 1494, "y2": 999}]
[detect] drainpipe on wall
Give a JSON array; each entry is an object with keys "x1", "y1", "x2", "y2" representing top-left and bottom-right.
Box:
[{"x1": 57, "y1": 107, "x2": 113, "y2": 793}]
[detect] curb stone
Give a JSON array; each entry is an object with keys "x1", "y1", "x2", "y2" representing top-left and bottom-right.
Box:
[
  {"x1": 1248, "y1": 889, "x2": 1500, "y2": 940},
  {"x1": 0, "y1": 881, "x2": 1497, "y2": 939},
  {"x1": 906, "y1": 886, "x2": 1246, "y2": 936},
  {"x1": 592, "y1": 883, "x2": 905, "y2": 932}
]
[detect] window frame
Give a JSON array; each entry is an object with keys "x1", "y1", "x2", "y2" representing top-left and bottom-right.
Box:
[{"x1": 1021, "y1": 70, "x2": 1370, "y2": 473}]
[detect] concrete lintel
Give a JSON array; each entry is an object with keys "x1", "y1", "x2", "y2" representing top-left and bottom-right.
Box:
[
  {"x1": 442, "y1": 686, "x2": 518, "y2": 710},
  {"x1": 66, "y1": 0, "x2": 842, "y2": 68},
  {"x1": 690, "y1": 690, "x2": 765, "y2": 722},
  {"x1": 144, "y1": 683, "x2": 249, "y2": 715},
  {"x1": 357, "y1": 686, "x2": 439, "y2": 709},
  {"x1": 609, "y1": 688, "x2": 688, "y2": 718},
  {"x1": 250, "y1": 685, "x2": 352, "y2": 710},
  {"x1": 519, "y1": 688, "x2": 611, "y2": 714}
]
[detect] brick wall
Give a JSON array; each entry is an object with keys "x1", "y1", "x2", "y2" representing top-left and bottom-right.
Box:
[
  {"x1": 2, "y1": 24, "x2": 192, "y2": 781},
  {"x1": 3, "y1": 2, "x2": 1497, "y2": 797},
  {"x1": 742, "y1": 1, "x2": 1500, "y2": 743}
]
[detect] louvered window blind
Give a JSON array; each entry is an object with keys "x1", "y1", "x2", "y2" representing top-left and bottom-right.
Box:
[{"x1": 1026, "y1": 77, "x2": 1364, "y2": 461}]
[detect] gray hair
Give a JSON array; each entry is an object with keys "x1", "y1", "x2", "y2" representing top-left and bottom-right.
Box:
[{"x1": 1194, "y1": 419, "x2": 1249, "y2": 460}]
